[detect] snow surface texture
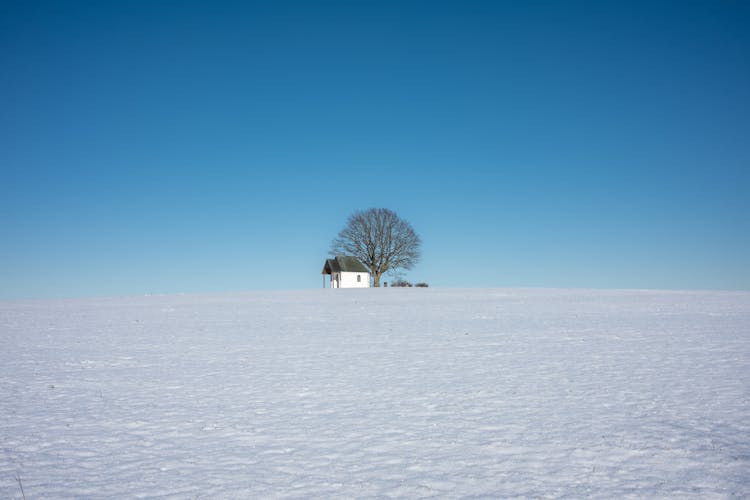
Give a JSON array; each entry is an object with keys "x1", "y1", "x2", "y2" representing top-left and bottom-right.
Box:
[{"x1": 1, "y1": 288, "x2": 749, "y2": 498}]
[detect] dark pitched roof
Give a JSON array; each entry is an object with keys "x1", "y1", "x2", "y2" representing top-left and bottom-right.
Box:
[{"x1": 322, "y1": 256, "x2": 370, "y2": 274}]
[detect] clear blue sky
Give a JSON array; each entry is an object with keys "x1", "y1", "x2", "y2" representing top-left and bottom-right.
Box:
[{"x1": 2, "y1": 0, "x2": 748, "y2": 299}]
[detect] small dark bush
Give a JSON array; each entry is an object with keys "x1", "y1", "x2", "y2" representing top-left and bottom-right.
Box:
[
  {"x1": 415, "y1": 283, "x2": 429, "y2": 287},
  {"x1": 392, "y1": 280, "x2": 413, "y2": 287}
]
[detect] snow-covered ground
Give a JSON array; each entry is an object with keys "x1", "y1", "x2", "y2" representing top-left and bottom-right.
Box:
[{"x1": 1, "y1": 288, "x2": 749, "y2": 498}]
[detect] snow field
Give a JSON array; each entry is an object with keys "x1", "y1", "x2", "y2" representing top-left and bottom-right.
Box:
[{"x1": 1, "y1": 288, "x2": 749, "y2": 498}]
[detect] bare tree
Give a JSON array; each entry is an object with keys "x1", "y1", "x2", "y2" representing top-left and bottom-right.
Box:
[{"x1": 331, "y1": 208, "x2": 421, "y2": 287}]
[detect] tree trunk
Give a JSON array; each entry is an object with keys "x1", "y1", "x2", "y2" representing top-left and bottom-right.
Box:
[{"x1": 373, "y1": 273, "x2": 381, "y2": 287}]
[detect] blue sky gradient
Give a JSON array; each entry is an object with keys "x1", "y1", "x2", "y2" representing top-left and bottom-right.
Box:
[{"x1": 2, "y1": 0, "x2": 749, "y2": 298}]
